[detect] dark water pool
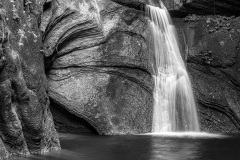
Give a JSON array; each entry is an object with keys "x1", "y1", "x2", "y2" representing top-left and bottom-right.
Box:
[{"x1": 10, "y1": 133, "x2": 240, "y2": 160}]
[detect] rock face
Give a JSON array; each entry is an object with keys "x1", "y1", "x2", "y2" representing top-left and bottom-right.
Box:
[
  {"x1": 174, "y1": 15, "x2": 240, "y2": 132},
  {"x1": 1, "y1": 0, "x2": 240, "y2": 158},
  {"x1": 0, "y1": 0, "x2": 60, "y2": 157},
  {"x1": 109, "y1": 0, "x2": 240, "y2": 133},
  {"x1": 43, "y1": 0, "x2": 240, "y2": 134},
  {"x1": 107, "y1": 0, "x2": 240, "y2": 17},
  {"x1": 43, "y1": 0, "x2": 153, "y2": 135},
  {"x1": 162, "y1": 0, "x2": 240, "y2": 16}
]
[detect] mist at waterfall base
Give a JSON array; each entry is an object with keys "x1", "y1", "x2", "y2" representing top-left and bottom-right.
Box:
[{"x1": 10, "y1": 133, "x2": 240, "y2": 160}]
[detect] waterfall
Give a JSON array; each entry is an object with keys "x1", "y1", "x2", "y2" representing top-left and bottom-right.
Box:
[{"x1": 146, "y1": 2, "x2": 200, "y2": 132}]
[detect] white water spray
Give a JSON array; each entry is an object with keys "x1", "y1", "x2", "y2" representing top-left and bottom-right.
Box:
[{"x1": 146, "y1": 2, "x2": 200, "y2": 132}]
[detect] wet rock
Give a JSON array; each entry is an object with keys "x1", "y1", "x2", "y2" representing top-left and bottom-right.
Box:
[
  {"x1": 0, "y1": 0, "x2": 60, "y2": 157},
  {"x1": 174, "y1": 15, "x2": 240, "y2": 132}
]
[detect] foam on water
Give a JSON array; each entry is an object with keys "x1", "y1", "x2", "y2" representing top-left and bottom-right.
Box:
[{"x1": 143, "y1": 132, "x2": 228, "y2": 138}]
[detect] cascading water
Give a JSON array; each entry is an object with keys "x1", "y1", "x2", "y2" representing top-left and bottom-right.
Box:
[{"x1": 146, "y1": 1, "x2": 200, "y2": 132}]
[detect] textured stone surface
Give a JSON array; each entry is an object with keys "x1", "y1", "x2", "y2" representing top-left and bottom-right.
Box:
[
  {"x1": 0, "y1": 0, "x2": 60, "y2": 157},
  {"x1": 166, "y1": 0, "x2": 240, "y2": 16},
  {"x1": 43, "y1": 0, "x2": 153, "y2": 135},
  {"x1": 43, "y1": 0, "x2": 240, "y2": 135},
  {"x1": 111, "y1": 0, "x2": 145, "y2": 10},
  {"x1": 174, "y1": 15, "x2": 240, "y2": 132},
  {"x1": 161, "y1": 0, "x2": 240, "y2": 16},
  {"x1": 2, "y1": 0, "x2": 240, "y2": 158},
  {"x1": 112, "y1": 0, "x2": 240, "y2": 17},
  {"x1": 50, "y1": 100, "x2": 99, "y2": 134},
  {"x1": 107, "y1": 0, "x2": 240, "y2": 133},
  {"x1": 0, "y1": 139, "x2": 8, "y2": 160}
]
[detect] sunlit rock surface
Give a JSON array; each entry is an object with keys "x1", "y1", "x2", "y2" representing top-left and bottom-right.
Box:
[
  {"x1": 0, "y1": 0, "x2": 60, "y2": 157},
  {"x1": 43, "y1": 0, "x2": 153, "y2": 135}
]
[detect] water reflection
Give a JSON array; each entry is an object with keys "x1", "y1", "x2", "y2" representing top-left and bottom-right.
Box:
[
  {"x1": 8, "y1": 134, "x2": 240, "y2": 160},
  {"x1": 150, "y1": 137, "x2": 199, "y2": 160}
]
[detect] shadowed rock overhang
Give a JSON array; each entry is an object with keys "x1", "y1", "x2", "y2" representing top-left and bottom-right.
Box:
[
  {"x1": 111, "y1": 0, "x2": 240, "y2": 17},
  {"x1": 164, "y1": 0, "x2": 240, "y2": 17}
]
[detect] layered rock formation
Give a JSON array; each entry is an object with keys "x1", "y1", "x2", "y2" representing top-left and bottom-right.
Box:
[
  {"x1": 42, "y1": 0, "x2": 153, "y2": 135},
  {"x1": 42, "y1": 0, "x2": 240, "y2": 135},
  {"x1": 0, "y1": 0, "x2": 60, "y2": 157},
  {"x1": 1, "y1": 0, "x2": 240, "y2": 158}
]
